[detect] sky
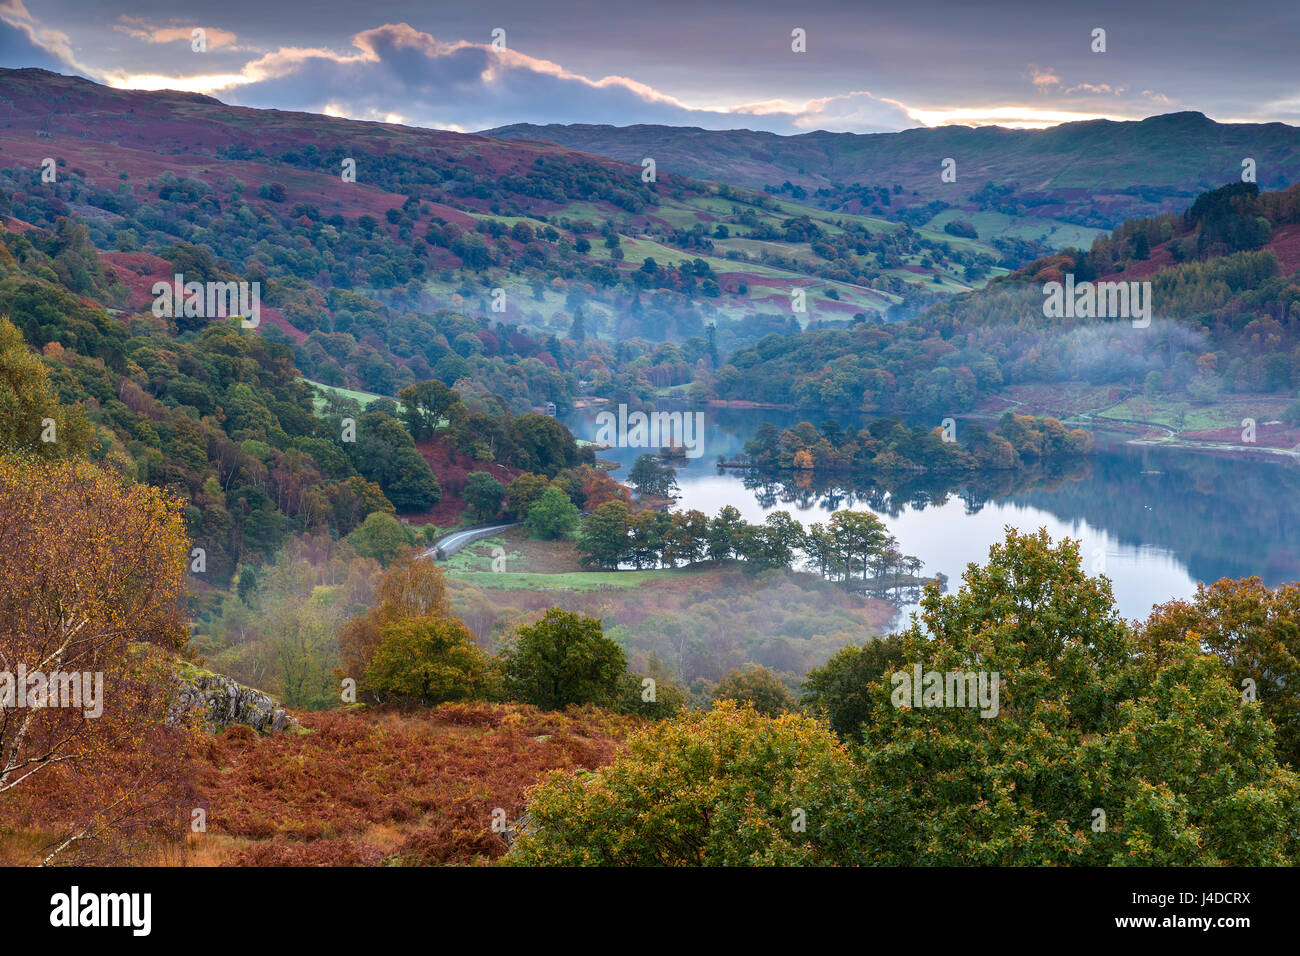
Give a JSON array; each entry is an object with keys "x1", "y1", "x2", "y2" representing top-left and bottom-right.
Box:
[{"x1": 2, "y1": 0, "x2": 1298, "y2": 134}]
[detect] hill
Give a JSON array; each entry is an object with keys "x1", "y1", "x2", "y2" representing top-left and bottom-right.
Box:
[
  {"x1": 488, "y1": 113, "x2": 1300, "y2": 242},
  {"x1": 0, "y1": 66, "x2": 1025, "y2": 395},
  {"x1": 711, "y1": 181, "x2": 1300, "y2": 425}
]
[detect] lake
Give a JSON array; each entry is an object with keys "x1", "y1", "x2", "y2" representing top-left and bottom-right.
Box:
[{"x1": 566, "y1": 404, "x2": 1300, "y2": 625}]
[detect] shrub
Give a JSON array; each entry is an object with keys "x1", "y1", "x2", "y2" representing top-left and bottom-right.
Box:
[{"x1": 509, "y1": 703, "x2": 867, "y2": 865}]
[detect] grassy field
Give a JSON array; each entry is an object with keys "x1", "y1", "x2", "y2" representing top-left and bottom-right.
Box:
[
  {"x1": 441, "y1": 529, "x2": 720, "y2": 590},
  {"x1": 445, "y1": 568, "x2": 708, "y2": 591},
  {"x1": 1095, "y1": 395, "x2": 1292, "y2": 432},
  {"x1": 418, "y1": 187, "x2": 1008, "y2": 328},
  {"x1": 301, "y1": 377, "x2": 401, "y2": 414},
  {"x1": 925, "y1": 208, "x2": 1102, "y2": 250}
]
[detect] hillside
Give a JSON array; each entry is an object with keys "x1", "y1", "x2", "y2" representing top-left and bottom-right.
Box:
[
  {"x1": 0, "y1": 67, "x2": 1025, "y2": 400},
  {"x1": 712, "y1": 181, "x2": 1300, "y2": 432},
  {"x1": 489, "y1": 113, "x2": 1300, "y2": 242}
]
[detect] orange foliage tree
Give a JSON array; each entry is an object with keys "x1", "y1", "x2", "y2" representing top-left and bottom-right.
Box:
[
  {"x1": 338, "y1": 554, "x2": 453, "y2": 692},
  {"x1": 0, "y1": 455, "x2": 198, "y2": 863}
]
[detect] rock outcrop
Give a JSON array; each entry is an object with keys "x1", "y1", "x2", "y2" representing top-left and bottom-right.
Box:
[
  {"x1": 172, "y1": 662, "x2": 300, "y2": 734},
  {"x1": 500, "y1": 810, "x2": 537, "y2": 851}
]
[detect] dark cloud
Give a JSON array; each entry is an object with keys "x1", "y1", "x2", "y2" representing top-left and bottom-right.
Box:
[
  {"x1": 7, "y1": 1, "x2": 1300, "y2": 130},
  {"x1": 0, "y1": 1, "x2": 80, "y2": 73},
  {"x1": 221, "y1": 23, "x2": 912, "y2": 133}
]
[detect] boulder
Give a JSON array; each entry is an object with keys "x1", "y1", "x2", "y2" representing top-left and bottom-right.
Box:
[{"x1": 171, "y1": 662, "x2": 300, "y2": 734}]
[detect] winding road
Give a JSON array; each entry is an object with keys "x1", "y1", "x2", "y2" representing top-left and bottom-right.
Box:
[{"x1": 421, "y1": 523, "x2": 519, "y2": 560}]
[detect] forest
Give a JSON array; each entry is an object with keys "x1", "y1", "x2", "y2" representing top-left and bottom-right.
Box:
[{"x1": 3, "y1": 67, "x2": 1300, "y2": 873}]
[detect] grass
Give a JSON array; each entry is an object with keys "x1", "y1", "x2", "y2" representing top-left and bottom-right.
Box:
[
  {"x1": 925, "y1": 208, "x2": 1103, "y2": 250},
  {"x1": 446, "y1": 566, "x2": 717, "y2": 591},
  {"x1": 1095, "y1": 395, "x2": 1292, "y2": 432},
  {"x1": 301, "y1": 377, "x2": 402, "y2": 414}
]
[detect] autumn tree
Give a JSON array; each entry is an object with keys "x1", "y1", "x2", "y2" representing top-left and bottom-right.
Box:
[
  {"x1": 365, "y1": 617, "x2": 498, "y2": 706},
  {"x1": 338, "y1": 555, "x2": 452, "y2": 689},
  {"x1": 0, "y1": 317, "x2": 93, "y2": 459},
  {"x1": 505, "y1": 472, "x2": 551, "y2": 519},
  {"x1": 0, "y1": 455, "x2": 196, "y2": 863},
  {"x1": 711, "y1": 665, "x2": 797, "y2": 717},
  {"x1": 1141, "y1": 577, "x2": 1300, "y2": 768}
]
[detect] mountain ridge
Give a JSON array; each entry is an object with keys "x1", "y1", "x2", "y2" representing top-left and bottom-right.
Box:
[{"x1": 488, "y1": 113, "x2": 1300, "y2": 232}]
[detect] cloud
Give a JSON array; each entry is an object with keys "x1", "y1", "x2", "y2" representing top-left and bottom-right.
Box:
[
  {"x1": 905, "y1": 105, "x2": 1128, "y2": 129},
  {"x1": 1065, "y1": 83, "x2": 1125, "y2": 96},
  {"x1": 114, "y1": 16, "x2": 241, "y2": 51},
  {"x1": 105, "y1": 22, "x2": 916, "y2": 134},
  {"x1": 0, "y1": 0, "x2": 83, "y2": 73},
  {"x1": 1029, "y1": 67, "x2": 1061, "y2": 90}
]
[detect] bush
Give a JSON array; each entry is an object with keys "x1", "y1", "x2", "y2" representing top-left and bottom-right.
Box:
[{"x1": 509, "y1": 703, "x2": 867, "y2": 865}]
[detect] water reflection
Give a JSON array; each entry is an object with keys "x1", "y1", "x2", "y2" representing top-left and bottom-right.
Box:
[{"x1": 566, "y1": 405, "x2": 1300, "y2": 622}]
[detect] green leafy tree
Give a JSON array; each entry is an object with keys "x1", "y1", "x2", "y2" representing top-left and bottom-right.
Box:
[
  {"x1": 858, "y1": 527, "x2": 1300, "y2": 866},
  {"x1": 382, "y1": 446, "x2": 442, "y2": 511},
  {"x1": 800, "y1": 636, "x2": 905, "y2": 741},
  {"x1": 515, "y1": 413, "x2": 577, "y2": 476},
  {"x1": 827, "y1": 510, "x2": 889, "y2": 582},
  {"x1": 463, "y1": 471, "x2": 505, "y2": 521},
  {"x1": 736, "y1": 511, "x2": 804, "y2": 572},
  {"x1": 346, "y1": 511, "x2": 413, "y2": 563},
  {"x1": 500, "y1": 608, "x2": 627, "y2": 710},
  {"x1": 706, "y1": 505, "x2": 746, "y2": 562},
  {"x1": 576, "y1": 500, "x2": 630, "y2": 568},
  {"x1": 616, "y1": 661, "x2": 686, "y2": 720},
  {"x1": 397, "y1": 379, "x2": 464, "y2": 439},
  {"x1": 365, "y1": 616, "x2": 499, "y2": 706},
  {"x1": 525, "y1": 485, "x2": 580, "y2": 540},
  {"x1": 627, "y1": 454, "x2": 678, "y2": 497},
  {"x1": 712, "y1": 665, "x2": 797, "y2": 717}
]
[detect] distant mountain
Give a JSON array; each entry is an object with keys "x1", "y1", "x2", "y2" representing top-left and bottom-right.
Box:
[
  {"x1": 488, "y1": 114, "x2": 1300, "y2": 238},
  {"x1": 0, "y1": 67, "x2": 1032, "y2": 357}
]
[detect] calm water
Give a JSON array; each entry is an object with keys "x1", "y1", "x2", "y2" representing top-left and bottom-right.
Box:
[{"x1": 567, "y1": 405, "x2": 1300, "y2": 624}]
